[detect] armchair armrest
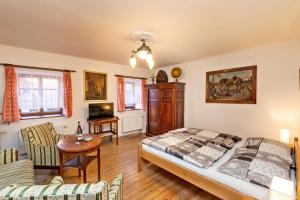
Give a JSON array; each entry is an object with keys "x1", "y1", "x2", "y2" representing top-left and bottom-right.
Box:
[
  {"x1": 108, "y1": 174, "x2": 123, "y2": 200},
  {"x1": 0, "y1": 148, "x2": 18, "y2": 165}
]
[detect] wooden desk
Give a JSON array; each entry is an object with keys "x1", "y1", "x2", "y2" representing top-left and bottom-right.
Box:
[
  {"x1": 88, "y1": 117, "x2": 119, "y2": 145},
  {"x1": 57, "y1": 134, "x2": 102, "y2": 183}
]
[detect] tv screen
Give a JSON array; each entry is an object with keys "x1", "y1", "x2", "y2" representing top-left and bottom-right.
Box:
[{"x1": 88, "y1": 103, "x2": 114, "y2": 120}]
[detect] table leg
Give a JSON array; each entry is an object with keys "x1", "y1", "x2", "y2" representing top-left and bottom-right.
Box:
[
  {"x1": 116, "y1": 121, "x2": 119, "y2": 145},
  {"x1": 97, "y1": 148, "x2": 101, "y2": 181},
  {"x1": 59, "y1": 151, "x2": 64, "y2": 177},
  {"x1": 82, "y1": 155, "x2": 87, "y2": 183},
  {"x1": 77, "y1": 156, "x2": 81, "y2": 177}
]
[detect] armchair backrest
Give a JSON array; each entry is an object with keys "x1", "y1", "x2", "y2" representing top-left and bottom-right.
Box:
[
  {"x1": 20, "y1": 122, "x2": 57, "y2": 158},
  {"x1": 0, "y1": 148, "x2": 18, "y2": 166},
  {"x1": 21, "y1": 122, "x2": 57, "y2": 145}
]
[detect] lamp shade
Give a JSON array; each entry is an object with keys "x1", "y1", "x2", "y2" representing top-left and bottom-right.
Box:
[
  {"x1": 129, "y1": 56, "x2": 136, "y2": 68},
  {"x1": 269, "y1": 176, "x2": 294, "y2": 200},
  {"x1": 146, "y1": 53, "x2": 153, "y2": 61},
  {"x1": 280, "y1": 129, "x2": 290, "y2": 143},
  {"x1": 147, "y1": 59, "x2": 155, "y2": 69}
]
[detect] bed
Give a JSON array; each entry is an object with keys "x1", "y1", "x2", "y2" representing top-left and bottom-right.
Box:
[{"x1": 138, "y1": 133, "x2": 299, "y2": 200}]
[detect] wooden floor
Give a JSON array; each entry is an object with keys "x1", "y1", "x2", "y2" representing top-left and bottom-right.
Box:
[{"x1": 35, "y1": 134, "x2": 220, "y2": 200}]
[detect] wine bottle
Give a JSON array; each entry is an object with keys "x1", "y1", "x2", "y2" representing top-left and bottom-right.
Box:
[{"x1": 76, "y1": 121, "x2": 83, "y2": 135}]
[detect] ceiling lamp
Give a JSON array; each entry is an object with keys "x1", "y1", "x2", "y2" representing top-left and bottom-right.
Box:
[{"x1": 129, "y1": 31, "x2": 155, "y2": 69}]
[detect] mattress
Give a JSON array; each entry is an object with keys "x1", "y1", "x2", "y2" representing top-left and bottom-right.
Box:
[{"x1": 142, "y1": 138, "x2": 272, "y2": 200}]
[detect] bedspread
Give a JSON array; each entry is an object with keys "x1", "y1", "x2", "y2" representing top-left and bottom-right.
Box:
[{"x1": 142, "y1": 128, "x2": 242, "y2": 168}]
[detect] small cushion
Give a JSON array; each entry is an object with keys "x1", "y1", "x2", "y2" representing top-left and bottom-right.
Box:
[{"x1": 50, "y1": 176, "x2": 64, "y2": 185}]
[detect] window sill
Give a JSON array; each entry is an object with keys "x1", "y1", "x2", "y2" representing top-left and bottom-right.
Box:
[{"x1": 21, "y1": 114, "x2": 65, "y2": 120}]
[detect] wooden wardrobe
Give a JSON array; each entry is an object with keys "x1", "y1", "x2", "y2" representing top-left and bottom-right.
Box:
[{"x1": 146, "y1": 82, "x2": 185, "y2": 136}]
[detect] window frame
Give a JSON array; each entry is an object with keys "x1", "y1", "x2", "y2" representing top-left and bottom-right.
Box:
[{"x1": 17, "y1": 73, "x2": 64, "y2": 119}]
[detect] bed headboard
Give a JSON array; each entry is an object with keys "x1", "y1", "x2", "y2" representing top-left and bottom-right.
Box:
[{"x1": 294, "y1": 137, "x2": 299, "y2": 200}]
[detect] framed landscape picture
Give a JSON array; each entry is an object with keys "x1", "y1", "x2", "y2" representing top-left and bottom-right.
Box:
[
  {"x1": 206, "y1": 65, "x2": 257, "y2": 104},
  {"x1": 84, "y1": 71, "x2": 107, "y2": 101}
]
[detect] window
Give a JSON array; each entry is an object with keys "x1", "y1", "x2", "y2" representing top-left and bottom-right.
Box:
[
  {"x1": 16, "y1": 69, "x2": 64, "y2": 118},
  {"x1": 124, "y1": 78, "x2": 142, "y2": 110}
]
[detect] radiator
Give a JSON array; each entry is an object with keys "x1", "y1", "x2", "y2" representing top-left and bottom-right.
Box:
[{"x1": 122, "y1": 115, "x2": 143, "y2": 133}]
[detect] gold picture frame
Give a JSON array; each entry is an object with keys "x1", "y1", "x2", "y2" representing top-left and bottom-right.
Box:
[
  {"x1": 84, "y1": 70, "x2": 108, "y2": 101},
  {"x1": 206, "y1": 65, "x2": 257, "y2": 104}
]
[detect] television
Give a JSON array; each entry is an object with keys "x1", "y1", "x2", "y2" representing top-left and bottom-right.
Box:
[{"x1": 88, "y1": 103, "x2": 114, "y2": 120}]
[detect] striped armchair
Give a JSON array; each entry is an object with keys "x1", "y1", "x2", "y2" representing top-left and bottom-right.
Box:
[
  {"x1": 0, "y1": 174, "x2": 123, "y2": 200},
  {"x1": 0, "y1": 148, "x2": 34, "y2": 189},
  {"x1": 20, "y1": 122, "x2": 70, "y2": 172}
]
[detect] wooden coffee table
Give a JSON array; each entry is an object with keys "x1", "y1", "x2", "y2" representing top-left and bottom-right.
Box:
[{"x1": 57, "y1": 134, "x2": 102, "y2": 183}]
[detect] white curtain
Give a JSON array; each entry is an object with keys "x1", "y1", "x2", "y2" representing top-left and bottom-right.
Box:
[
  {"x1": 124, "y1": 78, "x2": 142, "y2": 109},
  {"x1": 16, "y1": 68, "x2": 64, "y2": 113}
]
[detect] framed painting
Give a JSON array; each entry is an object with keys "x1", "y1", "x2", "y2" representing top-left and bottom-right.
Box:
[
  {"x1": 206, "y1": 65, "x2": 257, "y2": 104},
  {"x1": 84, "y1": 71, "x2": 107, "y2": 101}
]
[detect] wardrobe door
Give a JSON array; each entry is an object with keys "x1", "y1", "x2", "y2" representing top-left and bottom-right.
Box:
[
  {"x1": 160, "y1": 88, "x2": 173, "y2": 134},
  {"x1": 175, "y1": 89, "x2": 184, "y2": 129},
  {"x1": 148, "y1": 89, "x2": 159, "y2": 135}
]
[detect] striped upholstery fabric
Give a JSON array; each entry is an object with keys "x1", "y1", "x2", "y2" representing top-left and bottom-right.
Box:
[
  {"x1": 20, "y1": 122, "x2": 69, "y2": 167},
  {"x1": 49, "y1": 176, "x2": 64, "y2": 185},
  {"x1": 0, "y1": 159, "x2": 34, "y2": 189},
  {"x1": 0, "y1": 148, "x2": 18, "y2": 165},
  {"x1": 0, "y1": 181, "x2": 109, "y2": 200},
  {"x1": 108, "y1": 174, "x2": 123, "y2": 200}
]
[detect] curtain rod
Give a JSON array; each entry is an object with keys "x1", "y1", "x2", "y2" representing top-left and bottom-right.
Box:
[
  {"x1": 0, "y1": 63, "x2": 76, "y2": 73},
  {"x1": 115, "y1": 74, "x2": 147, "y2": 80}
]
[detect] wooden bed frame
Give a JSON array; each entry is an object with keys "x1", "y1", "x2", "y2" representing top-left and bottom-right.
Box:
[{"x1": 138, "y1": 137, "x2": 300, "y2": 200}]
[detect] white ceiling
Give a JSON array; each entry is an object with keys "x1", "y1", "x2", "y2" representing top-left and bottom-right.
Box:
[{"x1": 0, "y1": 0, "x2": 299, "y2": 68}]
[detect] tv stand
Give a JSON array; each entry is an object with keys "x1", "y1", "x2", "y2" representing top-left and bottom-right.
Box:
[{"x1": 88, "y1": 116, "x2": 119, "y2": 145}]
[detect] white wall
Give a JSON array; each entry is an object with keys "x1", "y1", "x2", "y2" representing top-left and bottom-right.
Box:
[
  {"x1": 159, "y1": 40, "x2": 300, "y2": 141},
  {"x1": 0, "y1": 44, "x2": 151, "y2": 150}
]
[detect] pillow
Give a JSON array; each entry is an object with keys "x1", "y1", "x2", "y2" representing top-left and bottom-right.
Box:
[
  {"x1": 259, "y1": 139, "x2": 292, "y2": 164},
  {"x1": 218, "y1": 137, "x2": 292, "y2": 188}
]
